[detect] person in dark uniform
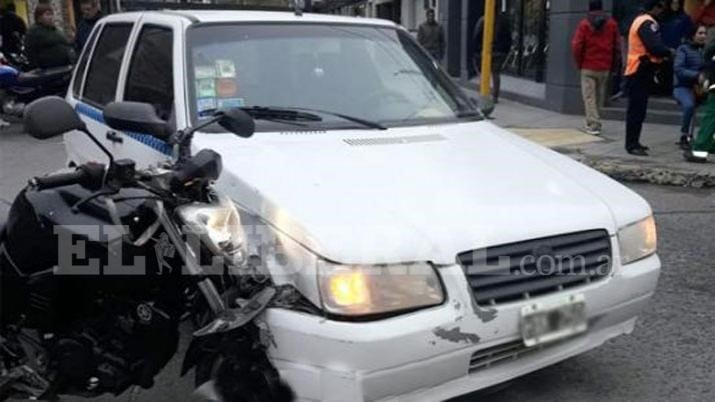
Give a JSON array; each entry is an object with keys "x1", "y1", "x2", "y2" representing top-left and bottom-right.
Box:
[
  {"x1": 75, "y1": 0, "x2": 102, "y2": 52},
  {"x1": 624, "y1": 0, "x2": 674, "y2": 156}
]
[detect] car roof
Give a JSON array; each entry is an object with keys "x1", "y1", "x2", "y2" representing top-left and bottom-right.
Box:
[{"x1": 104, "y1": 10, "x2": 397, "y2": 27}]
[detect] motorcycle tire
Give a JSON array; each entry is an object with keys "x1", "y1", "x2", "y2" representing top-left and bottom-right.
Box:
[{"x1": 194, "y1": 350, "x2": 293, "y2": 402}]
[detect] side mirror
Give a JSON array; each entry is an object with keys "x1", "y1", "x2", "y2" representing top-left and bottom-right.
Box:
[
  {"x1": 471, "y1": 95, "x2": 495, "y2": 118},
  {"x1": 24, "y1": 96, "x2": 86, "y2": 139},
  {"x1": 104, "y1": 101, "x2": 171, "y2": 141},
  {"x1": 218, "y1": 108, "x2": 255, "y2": 138}
]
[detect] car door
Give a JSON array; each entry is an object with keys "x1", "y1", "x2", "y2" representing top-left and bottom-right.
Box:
[
  {"x1": 116, "y1": 16, "x2": 181, "y2": 168},
  {"x1": 65, "y1": 20, "x2": 135, "y2": 165}
]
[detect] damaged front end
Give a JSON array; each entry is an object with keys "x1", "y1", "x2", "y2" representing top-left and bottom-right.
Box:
[{"x1": 181, "y1": 284, "x2": 305, "y2": 402}]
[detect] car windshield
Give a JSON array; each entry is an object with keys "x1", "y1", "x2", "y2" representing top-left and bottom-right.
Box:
[{"x1": 186, "y1": 23, "x2": 480, "y2": 131}]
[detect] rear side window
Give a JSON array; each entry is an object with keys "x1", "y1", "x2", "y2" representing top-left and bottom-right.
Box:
[
  {"x1": 72, "y1": 25, "x2": 100, "y2": 98},
  {"x1": 124, "y1": 26, "x2": 174, "y2": 121},
  {"x1": 82, "y1": 23, "x2": 133, "y2": 107}
]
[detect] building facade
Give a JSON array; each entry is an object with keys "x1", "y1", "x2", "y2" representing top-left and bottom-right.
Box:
[
  {"x1": 438, "y1": 0, "x2": 589, "y2": 113},
  {"x1": 317, "y1": 0, "x2": 679, "y2": 115},
  {"x1": 2, "y1": 0, "x2": 293, "y2": 39},
  {"x1": 317, "y1": 0, "x2": 439, "y2": 31}
]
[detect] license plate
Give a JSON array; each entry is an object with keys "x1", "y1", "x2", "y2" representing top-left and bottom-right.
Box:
[{"x1": 520, "y1": 294, "x2": 587, "y2": 347}]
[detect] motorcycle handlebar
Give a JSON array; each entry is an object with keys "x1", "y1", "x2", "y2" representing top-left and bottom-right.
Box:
[{"x1": 31, "y1": 163, "x2": 105, "y2": 191}]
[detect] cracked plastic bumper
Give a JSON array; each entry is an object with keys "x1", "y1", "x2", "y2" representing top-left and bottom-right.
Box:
[{"x1": 263, "y1": 254, "x2": 660, "y2": 402}]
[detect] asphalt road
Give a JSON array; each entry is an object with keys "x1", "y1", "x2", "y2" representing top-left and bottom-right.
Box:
[{"x1": 1, "y1": 124, "x2": 714, "y2": 401}]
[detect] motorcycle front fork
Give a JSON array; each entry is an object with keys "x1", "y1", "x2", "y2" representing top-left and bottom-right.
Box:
[
  {"x1": 156, "y1": 207, "x2": 228, "y2": 316},
  {"x1": 156, "y1": 205, "x2": 277, "y2": 338}
]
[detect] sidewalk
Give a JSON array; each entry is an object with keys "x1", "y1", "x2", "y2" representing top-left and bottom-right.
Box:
[{"x1": 468, "y1": 91, "x2": 715, "y2": 188}]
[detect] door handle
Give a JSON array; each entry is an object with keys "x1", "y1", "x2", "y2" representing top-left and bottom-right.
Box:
[{"x1": 106, "y1": 131, "x2": 123, "y2": 144}]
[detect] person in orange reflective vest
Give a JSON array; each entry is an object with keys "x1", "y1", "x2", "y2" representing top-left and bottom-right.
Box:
[{"x1": 624, "y1": 0, "x2": 675, "y2": 156}]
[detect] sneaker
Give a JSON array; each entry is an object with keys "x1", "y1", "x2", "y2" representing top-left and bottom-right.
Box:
[
  {"x1": 683, "y1": 150, "x2": 708, "y2": 163},
  {"x1": 627, "y1": 147, "x2": 649, "y2": 156},
  {"x1": 581, "y1": 126, "x2": 601, "y2": 136}
]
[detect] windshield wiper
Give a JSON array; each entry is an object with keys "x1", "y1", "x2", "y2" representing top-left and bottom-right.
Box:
[
  {"x1": 253, "y1": 106, "x2": 387, "y2": 131},
  {"x1": 241, "y1": 106, "x2": 324, "y2": 122}
]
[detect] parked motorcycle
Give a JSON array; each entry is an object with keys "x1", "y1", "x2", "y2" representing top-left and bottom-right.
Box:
[
  {"x1": 3, "y1": 32, "x2": 32, "y2": 72},
  {"x1": 0, "y1": 54, "x2": 73, "y2": 117},
  {"x1": 0, "y1": 97, "x2": 294, "y2": 401}
]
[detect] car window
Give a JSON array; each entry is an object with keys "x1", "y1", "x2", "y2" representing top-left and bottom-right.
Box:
[
  {"x1": 72, "y1": 25, "x2": 100, "y2": 98},
  {"x1": 124, "y1": 25, "x2": 174, "y2": 122},
  {"x1": 187, "y1": 24, "x2": 475, "y2": 130},
  {"x1": 82, "y1": 23, "x2": 133, "y2": 108}
]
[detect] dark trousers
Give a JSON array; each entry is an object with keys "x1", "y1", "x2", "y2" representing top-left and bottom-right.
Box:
[{"x1": 625, "y1": 65, "x2": 655, "y2": 150}]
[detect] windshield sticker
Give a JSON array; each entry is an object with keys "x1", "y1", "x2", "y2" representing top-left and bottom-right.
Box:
[
  {"x1": 195, "y1": 65, "x2": 216, "y2": 79},
  {"x1": 217, "y1": 98, "x2": 245, "y2": 109},
  {"x1": 217, "y1": 79, "x2": 238, "y2": 98},
  {"x1": 196, "y1": 79, "x2": 216, "y2": 98},
  {"x1": 197, "y1": 97, "x2": 217, "y2": 115},
  {"x1": 216, "y1": 59, "x2": 237, "y2": 78}
]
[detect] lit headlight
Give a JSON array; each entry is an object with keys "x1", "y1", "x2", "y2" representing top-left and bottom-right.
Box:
[
  {"x1": 618, "y1": 215, "x2": 657, "y2": 265},
  {"x1": 177, "y1": 195, "x2": 247, "y2": 266},
  {"x1": 317, "y1": 261, "x2": 445, "y2": 316}
]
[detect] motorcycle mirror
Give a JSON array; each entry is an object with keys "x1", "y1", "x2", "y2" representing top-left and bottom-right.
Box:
[
  {"x1": 104, "y1": 101, "x2": 171, "y2": 141},
  {"x1": 217, "y1": 108, "x2": 255, "y2": 138},
  {"x1": 171, "y1": 149, "x2": 222, "y2": 190},
  {"x1": 24, "y1": 96, "x2": 86, "y2": 139}
]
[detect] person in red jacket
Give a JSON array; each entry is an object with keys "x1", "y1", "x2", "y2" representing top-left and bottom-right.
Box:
[{"x1": 571, "y1": 0, "x2": 621, "y2": 135}]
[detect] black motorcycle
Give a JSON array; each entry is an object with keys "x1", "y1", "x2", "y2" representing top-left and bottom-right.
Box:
[{"x1": 0, "y1": 97, "x2": 294, "y2": 401}]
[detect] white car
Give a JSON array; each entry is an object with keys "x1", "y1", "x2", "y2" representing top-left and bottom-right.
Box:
[{"x1": 65, "y1": 10, "x2": 660, "y2": 402}]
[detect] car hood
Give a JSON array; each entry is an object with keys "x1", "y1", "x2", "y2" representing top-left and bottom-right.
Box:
[{"x1": 194, "y1": 121, "x2": 626, "y2": 265}]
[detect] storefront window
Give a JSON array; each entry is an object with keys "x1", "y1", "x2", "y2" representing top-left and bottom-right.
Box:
[{"x1": 502, "y1": 0, "x2": 549, "y2": 82}]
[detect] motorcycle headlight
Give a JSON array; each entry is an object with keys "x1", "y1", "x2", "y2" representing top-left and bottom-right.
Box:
[
  {"x1": 618, "y1": 215, "x2": 657, "y2": 265},
  {"x1": 177, "y1": 195, "x2": 247, "y2": 266},
  {"x1": 317, "y1": 261, "x2": 445, "y2": 317}
]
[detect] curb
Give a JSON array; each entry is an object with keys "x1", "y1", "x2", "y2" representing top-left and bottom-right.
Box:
[{"x1": 560, "y1": 151, "x2": 715, "y2": 189}]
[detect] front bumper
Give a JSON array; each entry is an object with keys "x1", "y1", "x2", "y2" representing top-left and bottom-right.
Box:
[{"x1": 263, "y1": 253, "x2": 660, "y2": 402}]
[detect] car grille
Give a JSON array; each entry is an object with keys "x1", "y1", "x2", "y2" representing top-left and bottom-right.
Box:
[
  {"x1": 457, "y1": 230, "x2": 612, "y2": 306},
  {"x1": 469, "y1": 340, "x2": 536, "y2": 373},
  {"x1": 469, "y1": 339, "x2": 563, "y2": 373}
]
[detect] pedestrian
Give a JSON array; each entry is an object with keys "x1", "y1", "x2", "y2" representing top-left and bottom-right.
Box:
[
  {"x1": 0, "y1": 3, "x2": 26, "y2": 58},
  {"x1": 25, "y1": 4, "x2": 74, "y2": 69},
  {"x1": 673, "y1": 24, "x2": 706, "y2": 150},
  {"x1": 624, "y1": 0, "x2": 674, "y2": 156},
  {"x1": 684, "y1": 38, "x2": 715, "y2": 162},
  {"x1": 417, "y1": 9, "x2": 445, "y2": 62},
  {"x1": 659, "y1": 0, "x2": 695, "y2": 95},
  {"x1": 691, "y1": 0, "x2": 715, "y2": 43},
  {"x1": 473, "y1": 6, "x2": 512, "y2": 103},
  {"x1": 571, "y1": 0, "x2": 621, "y2": 136},
  {"x1": 75, "y1": 0, "x2": 102, "y2": 52},
  {"x1": 663, "y1": 1, "x2": 695, "y2": 48}
]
